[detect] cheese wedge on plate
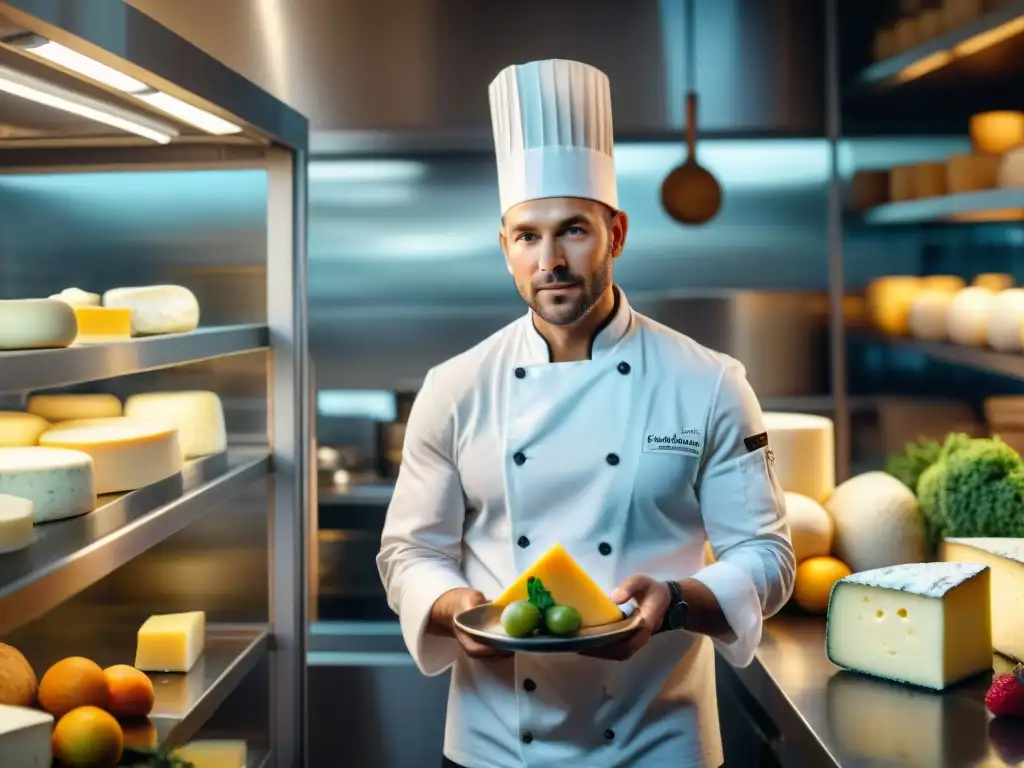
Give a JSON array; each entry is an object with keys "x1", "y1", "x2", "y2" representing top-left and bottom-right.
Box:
[
  {"x1": 27, "y1": 394, "x2": 122, "y2": 423},
  {"x1": 826, "y1": 562, "x2": 992, "y2": 690},
  {"x1": 942, "y1": 537, "x2": 1024, "y2": 662},
  {"x1": 493, "y1": 543, "x2": 622, "y2": 627}
]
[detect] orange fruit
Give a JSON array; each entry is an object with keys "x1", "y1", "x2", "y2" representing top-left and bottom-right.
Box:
[
  {"x1": 38, "y1": 657, "x2": 108, "y2": 718},
  {"x1": 0, "y1": 642, "x2": 37, "y2": 707},
  {"x1": 103, "y1": 665, "x2": 155, "y2": 719},
  {"x1": 793, "y1": 556, "x2": 852, "y2": 614},
  {"x1": 52, "y1": 705, "x2": 124, "y2": 768}
]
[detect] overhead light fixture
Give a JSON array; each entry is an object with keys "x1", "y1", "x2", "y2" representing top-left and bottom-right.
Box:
[
  {"x1": 0, "y1": 63, "x2": 177, "y2": 143},
  {"x1": 3, "y1": 32, "x2": 243, "y2": 136}
]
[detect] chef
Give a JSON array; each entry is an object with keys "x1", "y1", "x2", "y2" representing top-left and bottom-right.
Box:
[{"x1": 377, "y1": 59, "x2": 795, "y2": 768}]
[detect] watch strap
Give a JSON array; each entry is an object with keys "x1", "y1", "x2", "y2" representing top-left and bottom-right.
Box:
[{"x1": 657, "y1": 580, "x2": 686, "y2": 634}]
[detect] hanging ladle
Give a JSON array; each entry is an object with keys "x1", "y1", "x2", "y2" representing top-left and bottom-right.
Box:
[{"x1": 661, "y1": 0, "x2": 722, "y2": 226}]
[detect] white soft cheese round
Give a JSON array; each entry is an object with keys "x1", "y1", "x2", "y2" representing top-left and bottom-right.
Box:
[
  {"x1": 0, "y1": 299, "x2": 78, "y2": 350},
  {"x1": 102, "y1": 285, "x2": 200, "y2": 335},
  {"x1": 0, "y1": 447, "x2": 96, "y2": 523},
  {"x1": 908, "y1": 290, "x2": 955, "y2": 341},
  {"x1": 987, "y1": 288, "x2": 1024, "y2": 352},
  {"x1": 784, "y1": 492, "x2": 835, "y2": 563},
  {"x1": 825, "y1": 471, "x2": 925, "y2": 573},
  {"x1": 947, "y1": 287, "x2": 997, "y2": 346}
]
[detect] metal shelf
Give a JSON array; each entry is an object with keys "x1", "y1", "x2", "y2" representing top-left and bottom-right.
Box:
[
  {"x1": 860, "y1": 188, "x2": 1024, "y2": 225},
  {"x1": 0, "y1": 324, "x2": 269, "y2": 394},
  {"x1": 853, "y1": 0, "x2": 1024, "y2": 91},
  {"x1": 0, "y1": 448, "x2": 270, "y2": 634},
  {"x1": 851, "y1": 330, "x2": 1024, "y2": 379}
]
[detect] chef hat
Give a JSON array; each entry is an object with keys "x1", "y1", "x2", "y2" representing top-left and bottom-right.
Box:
[{"x1": 488, "y1": 59, "x2": 618, "y2": 216}]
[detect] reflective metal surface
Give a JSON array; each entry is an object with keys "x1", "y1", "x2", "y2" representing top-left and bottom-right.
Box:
[
  {"x1": 863, "y1": 189, "x2": 1024, "y2": 225},
  {"x1": 853, "y1": 331, "x2": 1024, "y2": 381}
]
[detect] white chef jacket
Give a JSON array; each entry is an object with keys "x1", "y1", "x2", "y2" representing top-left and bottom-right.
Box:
[{"x1": 377, "y1": 287, "x2": 795, "y2": 768}]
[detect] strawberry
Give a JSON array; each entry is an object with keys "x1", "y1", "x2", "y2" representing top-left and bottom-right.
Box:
[{"x1": 986, "y1": 664, "x2": 1024, "y2": 718}]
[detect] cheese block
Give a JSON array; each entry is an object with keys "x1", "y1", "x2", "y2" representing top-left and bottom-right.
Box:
[
  {"x1": 124, "y1": 391, "x2": 227, "y2": 459},
  {"x1": 0, "y1": 299, "x2": 77, "y2": 351},
  {"x1": 908, "y1": 290, "x2": 955, "y2": 341},
  {"x1": 824, "y1": 471, "x2": 925, "y2": 572},
  {"x1": 762, "y1": 412, "x2": 835, "y2": 503},
  {"x1": 889, "y1": 166, "x2": 916, "y2": 201},
  {"x1": 783, "y1": 492, "x2": 834, "y2": 563},
  {"x1": 39, "y1": 418, "x2": 181, "y2": 495},
  {"x1": 826, "y1": 562, "x2": 992, "y2": 690},
  {"x1": 48, "y1": 287, "x2": 100, "y2": 308},
  {"x1": 913, "y1": 162, "x2": 947, "y2": 198},
  {"x1": 987, "y1": 288, "x2": 1024, "y2": 352},
  {"x1": 102, "y1": 285, "x2": 200, "y2": 336},
  {"x1": 27, "y1": 393, "x2": 122, "y2": 423},
  {"x1": 0, "y1": 495, "x2": 33, "y2": 554},
  {"x1": 947, "y1": 286, "x2": 996, "y2": 346},
  {"x1": 998, "y1": 146, "x2": 1024, "y2": 188},
  {"x1": 492, "y1": 543, "x2": 622, "y2": 627},
  {"x1": 970, "y1": 111, "x2": 1024, "y2": 156},
  {"x1": 972, "y1": 272, "x2": 1014, "y2": 292},
  {"x1": 72, "y1": 307, "x2": 132, "y2": 345},
  {"x1": 865, "y1": 276, "x2": 922, "y2": 336},
  {"x1": 0, "y1": 413, "x2": 50, "y2": 447},
  {"x1": 0, "y1": 704, "x2": 53, "y2": 767},
  {"x1": 0, "y1": 447, "x2": 95, "y2": 523},
  {"x1": 135, "y1": 611, "x2": 206, "y2": 673},
  {"x1": 946, "y1": 153, "x2": 1001, "y2": 193},
  {"x1": 941, "y1": 538, "x2": 1024, "y2": 662},
  {"x1": 174, "y1": 740, "x2": 247, "y2": 768}
]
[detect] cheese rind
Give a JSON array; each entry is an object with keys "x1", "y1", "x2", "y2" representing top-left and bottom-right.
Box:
[
  {"x1": 0, "y1": 495, "x2": 34, "y2": 554},
  {"x1": 0, "y1": 299, "x2": 77, "y2": 350},
  {"x1": 124, "y1": 391, "x2": 227, "y2": 459},
  {"x1": 0, "y1": 412, "x2": 50, "y2": 447},
  {"x1": 135, "y1": 611, "x2": 206, "y2": 673},
  {"x1": 826, "y1": 562, "x2": 992, "y2": 690},
  {"x1": 0, "y1": 447, "x2": 95, "y2": 523},
  {"x1": 0, "y1": 704, "x2": 53, "y2": 767},
  {"x1": 941, "y1": 537, "x2": 1024, "y2": 662},
  {"x1": 493, "y1": 543, "x2": 623, "y2": 627},
  {"x1": 27, "y1": 394, "x2": 122, "y2": 423},
  {"x1": 72, "y1": 307, "x2": 132, "y2": 345},
  {"x1": 174, "y1": 740, "x2": 247, "y2": 768},
  {"x1": 102, "y1": 285, "x2": 200, "y2": 336},
  {"x1": 762, "y1": 412, "x2": 835, "y2": 502}
]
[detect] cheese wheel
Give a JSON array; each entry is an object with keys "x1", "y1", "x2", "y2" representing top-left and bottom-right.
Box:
[
  {"x1": 865, "y1": 276, "x2": 922, "y2": 336},
  {"x1": 48, "y1": 287, "x2": 100, "y2": 308},
  {"x1": 72, "y1": 307, "x2": 132, "y2": 345},
  {"x1": 998, "y1": 147, "x2": 1024, "y2": 188},
  {"x1": 0, "y1": 495, "x2": 33, "y2": 553},
  {"x1": 890, "y1": 166, "x2": 916, "y2": 201},
  {"x1": 946, "y1": 153, "x2": 1001, "y2": 193},
  {"x1": 40, "y1": 418, "x2": 182, "y2": 495},
  {"x1": 124, "y1": 391, "x2": 227, "y2": 459},
  {"x1": 970, "y1": 111, "x2": 1024, "y2": 156},
  {"x1": 102, "y1": 285, "x2": 200, "y2": 336},
  {"x1": 0, "y1": 413, "x2": 50, "y2": 448},
  {"x1": 0, "y1": 299, "x2": 77, "y2": 351},
  {"x1": 973, "y1": 273, "x2": 1015, "y2": 292},
  {"x1": 763, "y1": 412, "x2": 835, "y2": 503},
  {"x1": 0, "y1": 447, "x2": 95, "y2": 523},
  {"x1": 27, "y1": 394, "x2": 122, "y2": 423},
  {"x1": 986, "y1": 288, "x2": 1024, "y2": 352},
  {"x1": 947, "y1": 286, "x2": 996, "y2": 346},
  {"x1": 784, "y1": 492, "x2": 834, "y2": 563},
  {"x1": 908, "y1": 290, "x2": 956, "y2": 341},
  {"x1": 913, "y1": 162, "x2": 948, "y2": 198},
  {"x1": 825, "y1": 471, "x2": 925, "y2": 573}
]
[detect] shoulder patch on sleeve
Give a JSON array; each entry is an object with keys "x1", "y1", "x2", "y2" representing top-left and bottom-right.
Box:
[{"x1": 743, "y1": 432, "x2": 768, "y2": 452}]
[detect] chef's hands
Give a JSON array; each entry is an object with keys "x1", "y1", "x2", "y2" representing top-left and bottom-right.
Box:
[
  {"x1": 429, "y1": 587, "x2": 513, "y2": 661},
  {"x1": 580, "y1": 575, "x2": 670, "y2": 661}
]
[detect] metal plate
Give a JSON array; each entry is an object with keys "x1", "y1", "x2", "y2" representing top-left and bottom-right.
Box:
[{"x1": 454, "y1": 603, "x2": 644, "y2": 654}]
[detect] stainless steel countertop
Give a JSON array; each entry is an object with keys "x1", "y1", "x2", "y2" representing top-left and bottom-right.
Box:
[{"x1": 725, "y1": 615, "x2": 1024, "y2": 768}]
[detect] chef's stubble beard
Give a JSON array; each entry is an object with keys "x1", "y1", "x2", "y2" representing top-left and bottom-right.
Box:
[{"x1": 520, "y1": 248, "x2": 613, "y2": 328}]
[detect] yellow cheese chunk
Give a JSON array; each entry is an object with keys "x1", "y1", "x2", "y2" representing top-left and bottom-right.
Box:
[
  {"x1": 27, "y1": 394, "x2": 122, "y2": 423},
  {"x1": 135, "y1": 611, "x2": 205, "y2": 673},
  {"x1": 72, "y1": 307, "x2": 132, "y2": 345},
  {"x1": 174, "y1": 740, "x2": 247, "y2": 768},
  {"x1": 493, "y1": 543, "x2": 622, "y2": 627},
  {"x1": 0, "y1": 412, "x2": 50, "y2": 447}
]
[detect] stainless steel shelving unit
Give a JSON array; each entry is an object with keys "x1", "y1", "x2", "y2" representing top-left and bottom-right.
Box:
[
  {"x1": 0, "y1": 1, "x2": 309, "y2": 766},
  {"x1": 851, "y1": 330, "x2": 1024, "y2": 379},
  {"x1": 862, "y1": 188, "x2": 1024, "y2": 225}
]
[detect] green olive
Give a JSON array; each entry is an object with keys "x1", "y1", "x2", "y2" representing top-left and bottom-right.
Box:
[
  {"x1": 500, "y1": 600, "x2": 542, "y2": 638},
  {"x1": 545, "y1": 605, "x2": 582, "y2": 637}
]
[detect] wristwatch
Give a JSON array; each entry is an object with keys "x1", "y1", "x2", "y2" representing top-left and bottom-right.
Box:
[{"x1": 658, "y1": 580, "x2": 690, "y2": 633}]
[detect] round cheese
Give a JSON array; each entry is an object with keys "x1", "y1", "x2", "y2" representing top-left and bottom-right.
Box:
[
  {"x1": 889, "y1": 166, "x2": 916, "y2": 201},
  {"x1": 102, "y1": 285, "x2": 200, "y2": 336},
  {"x1": 946, "y1": 153, "x2": 1001, "y2": 193},
  {"x1": 40, "y1": 418, "x2": 182, "y2": 495},
  {"x1": 124, "y1": 391, "x2": 227, "y2": 459},
  {"x1": 763, "y1": 412, "x2": 835, "y2": 503},
  {"x1": 0, "y1": 412, "x2": 50, "y2": 447},
  {"x1": 784, "y1": 492, "x2": 834, "y2": 563},
  {"x1": 998, "y1": 146, "x2": 1024, "y2": 188},
  {"x1": 0, "y1": 494, "x2": 34, "y2": 553},
  {"x1": 48, "y1": 287, "x2": 100, "y2": 308},
  {"x1": 865, "y1": 276, "x2": 922, "y2": 336},
  {"x1": 0, "y1": 447, "x2": 95, "y2": 523},
  {"x1": 947, "y1": 286, "x2": 996, "y2": 346},
  {"x1": 0, "y1": 299, "x2": 77, "y2": 351},
  {"x1": 972, "y1": 273, "x2": 1015, "y2": 292},
  {"x1": 72, "y1": 307, "x2": 132, "y2": 345},
  {"x1": 824, "y1": 471, "x2": 925, "y2": 573},
  {"x1": 987, "y1": 289, "x2": 1024, "y2": 352},
  {"x1": 27, "y1": 394, "x2": 122, "y2": 424},
  {"x1": 913, "y1": 162, "x2": 948, "y2": 198},
  {"x1": 970, "y1": 111, "x2": 1024, "y2": 156},
  {"x1": 908, "y1": 289, "x2": 956, "y2": 341}
]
